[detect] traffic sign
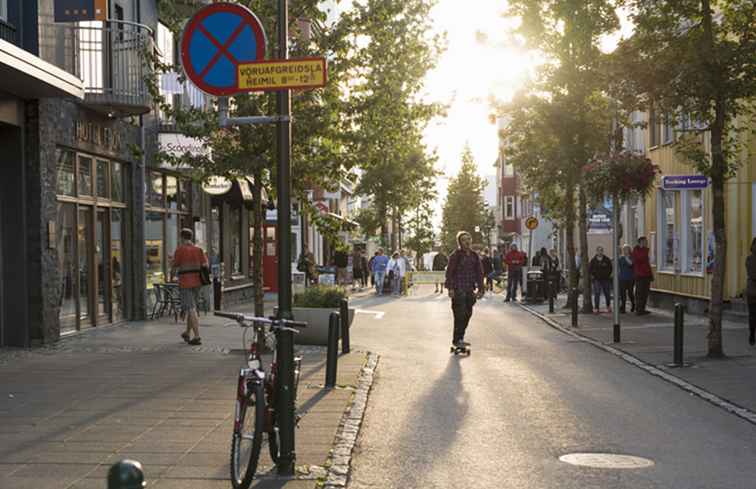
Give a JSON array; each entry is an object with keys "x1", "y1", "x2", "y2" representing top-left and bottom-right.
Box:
[
  {"x1": 238, "y1": 58, "x2": 327, "y2": 92},
  {"x1": 525, "y1": 217, "x2": 539, "y2": 230},
  {"x1": 180, "y1": 2, "x2": 267, "y2": 96}
]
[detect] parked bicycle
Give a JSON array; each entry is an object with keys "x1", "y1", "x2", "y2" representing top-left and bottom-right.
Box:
[{"x1": 214, "y1": 311, "x2": 307, "y2": 489}]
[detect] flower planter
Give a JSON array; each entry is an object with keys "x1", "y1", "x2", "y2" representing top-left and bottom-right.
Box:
[{"x1": 276, "y1": 306, "x2": 355, "y2": 346}]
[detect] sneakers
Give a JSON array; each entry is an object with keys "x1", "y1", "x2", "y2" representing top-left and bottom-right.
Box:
[
  {"x1": 188, "y1": 337, "x2": 202, "y2": 346},
  {"x1": 180, "y1": 332, "x2": 190, "y2": 343}
]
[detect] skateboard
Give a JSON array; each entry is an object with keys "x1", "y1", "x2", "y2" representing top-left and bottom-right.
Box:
[{"x1": 450, "y1": 344, "x2": 471, "y2": 356}]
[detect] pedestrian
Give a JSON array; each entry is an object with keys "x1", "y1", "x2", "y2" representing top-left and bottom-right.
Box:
[
  {"x1": 352, "y1": 247, "x2": 363, "y2": 291},
  {"x1": 480, "y1": 249, "x2": 493, "y2": 291},
  {"x1": 444, "y1": 231, "x2": 484, "y2": 348},
  {"x1": 491, "y1": 248, "x2": 504, "y2": 292},
  {"x1": 368, "y1": 251, "x2": 378, "y2": 287},
  {"x1": 618, "y1": 244, "x2": 636, "y2": 314},
  {"x1": 298, "y1": 245, "x2": 318, "y2": 286},
  {"x1": 334, "y1": 248, "x2": 349, "y2": 285},
  {"x1": 744, "y1": 237, "x2": 756, "y2": 345},
  {"x1": 371, "y1": 248, "x2": 389, "y2": 295},
  {"x1": 387, "y1": 252, "x2": 404, "y2": 296},
  {"x1": 399, "y1": 249, "x2": 412, "y2": 294},
  {"x1": 171, "y1": 228, "x2": 208, "y2": 346},
  {"x1": 360, "y1": 250, "x2": 369, "y2": 288},
  {"x1": 504, "y1": 243, "x2": 526, "y2": 302},
  {"x1": 588, "y1": 246, "x2": 612, "y2": 313},
  {"x1": 631, "y1": 236, "x2": 653, "y2": 315},
  {"x1": 432, "y1": 250, "x2": 448, "y2": 293},
  {"x1": 548, "y1": 248, "x2": 561, "y2": 299}
]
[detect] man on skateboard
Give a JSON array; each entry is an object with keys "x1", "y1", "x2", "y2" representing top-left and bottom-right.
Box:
[{"x1": 445, "y1": 231, "x2": 485, "y2": 352}]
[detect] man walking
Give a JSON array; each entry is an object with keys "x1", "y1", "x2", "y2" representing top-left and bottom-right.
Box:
[
  {"x1": 481, "y1": 249, "x2": 493, "y2": 292},
  {"x1": 171, "y1": 228, "x2": 208, "y2": 346},
  {"x1": 588, "y1": 246, "x2": 613, "y2": 313},
  {"x1": 632, "y1": 236, "x2": 653, "y2": 315},
  {"x1": 432, "y1": 250, "x2": 448, "y2": 293},
  {"x1": 504, "y1": 243, "x2": 526, "y2": 302},
  {"x1": 371, "y1": 248, "x2": 390, "y2": 295},
  {"x1": 445, "y1": 231, "x2": 484, "y2": 348}
]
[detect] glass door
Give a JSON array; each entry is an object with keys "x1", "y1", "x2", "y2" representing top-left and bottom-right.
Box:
[
  {"x1": 78, "y1": 206, "x2": 93, "y2": 327},
  {"x1": 95, "y1": 208, "x2": 110, "y2": 322},
  {"x1": 111, "y1": 208, "x2": 125, "y2": 322},
  {"x1": 57, "y1": 203, "x2": 78, "y2": 332}
]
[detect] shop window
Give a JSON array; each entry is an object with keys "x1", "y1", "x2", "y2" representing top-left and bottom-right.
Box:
[
  {"x1": 230, "y1": 207, "x2": 242, "y2": 276},
  {"x1": 145, "y1": 211, "x2": 165, "y2": 287},
  {"x1": 96, "y1": 160, "x2": 109, "y2": 198},
  {"x1": 686, "y1": 190, "x2": 704, "y2": 273},
  {"x1": 146, "y1": 171, "x2": 164, "y2": 208},
  {"x1": 112, "y1": 162, "x2": 124, "y2": 202},
  {"x1": 180, "y1": 179, "x2": 192, "y2": 211},
  {"x1": 78, "y1": 156, "x2": 93, "y2": 196},
  {"x1": 660, "y1": 190, "x2": 677, "y2": 270},
  {"x1": 166, "y1": 175, "x2": 179, "y2": 210},
  {"x1": 56, "y1": 149, "x2": 76, "y2": 196},
  {"x1": 166, "y1": 214, "x2": 179, "y2": 277}
]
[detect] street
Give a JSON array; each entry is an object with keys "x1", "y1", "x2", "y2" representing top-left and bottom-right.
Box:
[{"x1": 347, "y1": 286, "x2": 756, "y2": 489}]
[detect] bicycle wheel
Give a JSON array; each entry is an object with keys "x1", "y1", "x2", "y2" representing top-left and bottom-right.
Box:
[
  {"x1": 266, "y1": 381, "x2": 280, "y2": 464},
  {"x1": 230, "y1": 382, "x2": 265, "y2": 489}
]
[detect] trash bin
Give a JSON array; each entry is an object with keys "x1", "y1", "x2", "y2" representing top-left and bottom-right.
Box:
[{"x1": 526, "y1": 269, "x2": 545, "y2": 303}]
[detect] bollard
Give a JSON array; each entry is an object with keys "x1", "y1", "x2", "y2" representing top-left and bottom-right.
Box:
[
  {"x1": 107, "y1": 460, "x2": 146, "y2": 489},
  {"x1": 340, "y1": 298, "x2": 350, "y2": 354},
  {"x1": 548, "y1": 278, "x2": 555, "y2": 314},
  {"x1": 571, "y1": 288, "x2": 579, "y2": 328},
  {"x1": 275, "y1": 327, "x2": 297, "y2": 475},
  {"x1": 671, "y1": 303, "x2": 685, "y2": 367},
  {"x1": 325, "y1": 312, "x2": 339, "y2": 388}
]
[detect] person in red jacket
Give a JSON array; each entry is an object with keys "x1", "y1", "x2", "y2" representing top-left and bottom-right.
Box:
[
  {"x1": 631, "y1": 236, "x2": 653, "y2": 316},
  {"x1": 504, "y1": 244, "x2": 527, "y2": 302}
]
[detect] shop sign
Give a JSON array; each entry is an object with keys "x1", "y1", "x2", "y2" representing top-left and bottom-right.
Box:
[
  {"x1": 662, "y1": 175, "x2": 708, "y2": 190},
  {"x1": 158, "y1": 133, "x2": 210, "y2": 162},
  {"x1": 588, "y1": 206, "x2": 612, "y2": 231},
  {"x1": 202, "y1": 176, "x2": 232, "y2": 195},
  {"x1": 74, "y1": 120, "x2": 122, "y2": 152}
]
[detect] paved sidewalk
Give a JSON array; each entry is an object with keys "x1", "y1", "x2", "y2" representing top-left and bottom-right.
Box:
[
  {"x1": 518, "y1": 295, "x2": 756, "y2": 419},
  {"x1": 0, "y1": 306, "x2": 374, "y2": 489}
]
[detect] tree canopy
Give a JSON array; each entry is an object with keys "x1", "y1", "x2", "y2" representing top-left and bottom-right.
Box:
[{"x1": 440, "y1": 147, "x2": 489, "y2": 252}]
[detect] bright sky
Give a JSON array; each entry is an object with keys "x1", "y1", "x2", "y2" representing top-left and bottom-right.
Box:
[{"x1": 422, "y1": 0, "x2": 540, "y2": 221}]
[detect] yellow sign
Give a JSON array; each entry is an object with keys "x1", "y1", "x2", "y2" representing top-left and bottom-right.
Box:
[
  {"x1": 525, "y1": 217, "x2": 539, "y2": 230},
  {"x1": 238, "y1": 58, "x2": 327, "y2": 92}
]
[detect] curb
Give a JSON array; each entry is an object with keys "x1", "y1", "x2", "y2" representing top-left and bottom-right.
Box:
[
  {"x1": 516, "y1": 302, "x2": 756, "y2": 427},
  {"x1": 323, "y1": 352, "x2": 379, "y2": 488}
]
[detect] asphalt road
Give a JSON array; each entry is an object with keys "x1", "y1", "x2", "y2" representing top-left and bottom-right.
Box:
[{"x1": 346, "y1": 286, "x2": 756, "y2": 489}]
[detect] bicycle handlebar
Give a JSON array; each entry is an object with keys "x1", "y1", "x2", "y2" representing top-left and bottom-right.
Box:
[{"x1": 214, "y1": 311, "x2": 307, "y2": 329}]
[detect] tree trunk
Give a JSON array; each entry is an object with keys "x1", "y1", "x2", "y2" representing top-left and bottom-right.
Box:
[
  {"x1": 252, "y1": 168, "x2": 265, "y2": 317},
  {"x1": 579, "y1": 185, "x2": 592, "y2": 313},
  {"x1": 565, "y1": 184, "x2": 578, "y2": 292},
  {"x1": 707, "y1": 110, "x2": 727, "y2": 358}
]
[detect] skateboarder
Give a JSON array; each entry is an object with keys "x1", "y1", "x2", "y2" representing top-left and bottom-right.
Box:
[{"x1": 445, "y1": 231, "x2": 485, "y2": 350}]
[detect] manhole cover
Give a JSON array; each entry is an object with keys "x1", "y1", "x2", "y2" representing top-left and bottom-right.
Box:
[{"x1": 559, "y1": 453, "x2": 654, "y2": 469}]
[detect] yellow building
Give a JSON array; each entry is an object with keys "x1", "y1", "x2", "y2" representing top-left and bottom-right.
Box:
[{"x1": 622, "y1": 111, "x2": 755, "y2": 312}]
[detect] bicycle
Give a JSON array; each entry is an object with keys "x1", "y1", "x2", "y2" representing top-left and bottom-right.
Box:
[{"x1": 214, "y1": 311, "x2": 307, "y2": 489}]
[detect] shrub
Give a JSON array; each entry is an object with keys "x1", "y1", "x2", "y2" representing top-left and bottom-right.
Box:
[{"x1": 293, "y1": 285, "x2": 347, "y2": 308}]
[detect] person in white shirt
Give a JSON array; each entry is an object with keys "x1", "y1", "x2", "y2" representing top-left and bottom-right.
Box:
[{"x1": 387, "y1": 252, "x2": 405, "y2": 296}]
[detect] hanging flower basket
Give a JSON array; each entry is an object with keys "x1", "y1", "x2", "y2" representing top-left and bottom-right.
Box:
[{"x1": 583, "y1": 151, "x2": 660, "y2": 202}]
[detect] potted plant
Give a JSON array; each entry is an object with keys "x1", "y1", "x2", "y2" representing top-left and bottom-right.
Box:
[{"x1": 289, "y1": 285, "x2": 355, "y2": 345}]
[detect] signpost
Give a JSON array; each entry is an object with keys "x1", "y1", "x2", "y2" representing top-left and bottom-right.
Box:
[{"x1": 180, "y1": 1, "x2": 328, "y2": 476}]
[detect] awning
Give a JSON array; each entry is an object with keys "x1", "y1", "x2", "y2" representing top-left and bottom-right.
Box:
[{"x1": 0, "y1": 39, "x2": 84, "y2": 100}]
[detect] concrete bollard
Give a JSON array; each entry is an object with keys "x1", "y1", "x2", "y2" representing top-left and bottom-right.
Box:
[
  {"x1": 107, "y1": 460, "x2": 145, "y2": 489},
  {"x1": 326, "y1": 312, "x2": 339, "y2": 387}
]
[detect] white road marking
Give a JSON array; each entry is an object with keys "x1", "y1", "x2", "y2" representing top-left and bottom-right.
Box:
[{"x1": 355, "y1": 309, "x2": 385, "y2": 320}]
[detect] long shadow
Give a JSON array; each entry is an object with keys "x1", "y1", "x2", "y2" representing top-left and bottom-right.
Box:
[{"x1": 390, "y1": 356, "x2": 469, "y2": 488}]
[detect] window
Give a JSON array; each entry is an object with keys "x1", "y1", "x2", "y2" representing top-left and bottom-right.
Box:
[
  {"x1": 685, "y1": 190, "x2": 704, "y2": 273},
  {"x1": 649, "y1": 110, "x2": 661, "y2": 147},
  {"x1": 57, "y1": 149, "x2": 76, "y2": 196},
  {"x1": 96, "y1": 160, "x2": 109, "y2": 198},
  {"x1": 663, "y1": 114, "x2": 674, "y2": 144},
  {"x1": 166, "y1": 175, "x2": 179, "y2": 210},
  {"x1": 230, "y1": 207, "x2": 242, "y2": 275},
  {"x1": 146, "y1": 171, "x2": 164, "y2": 207},
  {"x1": 112, "y1": 162, "x2": 124, "y2": 202},
  {"x1": 504, "y1": 196, "x2": 515, "y2": 220},
  {"x1": 0, "y1": 1, "x2": 7, "y2": 21},
  {"x1": 78, "y1": 156, "x2": 93, "y2": 195},
  {"x1": 660, "y1": 190, "x2": 677, "y2": 270}
]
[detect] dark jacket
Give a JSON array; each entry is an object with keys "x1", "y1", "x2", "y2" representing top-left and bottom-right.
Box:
[
  {"x1": 589, "y1": 255, "x2": 613, "y2": 281},
  {"x1": 444, "y1": 249, "x2": 484, "y2": 292},
  {"x1": 481, "y1": 256, "x2": 493, "y2": 275},
  {"x1": 619, "y1": 256, "x2": 634, "y2": 281},
  {"x1": 432, "y1": 253, "x2": 448, "y2": 271}
]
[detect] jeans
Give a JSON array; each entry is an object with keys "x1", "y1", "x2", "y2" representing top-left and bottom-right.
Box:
[
  {"x1": 451, "y1": 290, "x2": 476, "y2": 344},
  {"x1": 635, "y1": 276, "x2": 651, "y2": 312},
  {"x1": 374, "y1": 271, "x2": 386, "y2": 294},
  {"x1": 593, "y1": 279, "x2": 612, "y2": 309},
  {"x1": 392, "y1": 275, "x2": 402, "y2": 295},
  {"x1": 506, "y1": 270, "x2": 522, "y2": 300},
  {"x1": 619, "y1": 279, "x2": 635, "y2": 311}
]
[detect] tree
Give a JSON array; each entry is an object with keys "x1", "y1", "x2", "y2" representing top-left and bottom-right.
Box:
[
  {"x1": 612, "y1": 0, "x2": 756, "y2": 357},
  {"x1": 502, "y1": 0, "x2": 621, "y2": 311},
  {"x1": 440, "y1": 147, "x2": 489, "y2": 252},
  {"x1": 403, "y1": 202, "x2": 436, "y2": 269}
]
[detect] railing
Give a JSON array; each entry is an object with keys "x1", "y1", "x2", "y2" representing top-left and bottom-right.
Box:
[
  {"x1": 39, "y1": 20, "x2": 154, "y2": 116},
  {"x1": 0, "y1": 19, "x2": 17, "y2": 45}
]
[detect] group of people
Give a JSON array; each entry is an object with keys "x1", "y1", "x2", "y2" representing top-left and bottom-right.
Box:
[
  {"x1": 368, "y1": 248, "x2": 413, "y2": 296},
  {"x1": 587, "y1": 236, "x2": 653, "y2": 315}
]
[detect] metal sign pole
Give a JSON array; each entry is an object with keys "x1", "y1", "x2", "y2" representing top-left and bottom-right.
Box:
[
  {"x1": 275, "y1": 0, "x2": 296, "y2": 476},
  {"x1": 612, "y1": 195, "x2": 621, "y2": 342}
]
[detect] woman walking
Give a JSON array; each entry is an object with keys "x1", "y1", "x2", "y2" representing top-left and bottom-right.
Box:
[
  {"x1": 618, "y1": 245, "x2": 635, "y2": 313},
  {"x1": 745, "y1": 238, "x2": 756, "y2": 345}
]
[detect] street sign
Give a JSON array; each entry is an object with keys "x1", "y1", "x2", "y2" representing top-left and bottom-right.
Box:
[
  {"x1": 180, "y1": 2, "x2": 267, "y2": 96},
  {"x1": 525, "y1": 217, "x2": 539, "y2": 230},
  {"x1": 662, "y1": 175, "x2": 708, "y2": 190},
  {"x1": 238, "y1": 58, "x2": 327, "y2": 91}
]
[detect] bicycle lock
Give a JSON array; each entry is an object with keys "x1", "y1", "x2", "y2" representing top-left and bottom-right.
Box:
[{"x1": 326, "y1": 312, "x2": 340, "y2": 388}]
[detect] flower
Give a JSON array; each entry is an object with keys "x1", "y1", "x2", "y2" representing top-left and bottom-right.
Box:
[{"x1": 583, "y1": 151, "x2": 660, "y2": 202}]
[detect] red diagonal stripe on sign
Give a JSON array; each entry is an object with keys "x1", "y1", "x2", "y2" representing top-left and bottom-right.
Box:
[{"x1": 197, "y1": 21, "x2": 247, "y2": 79}]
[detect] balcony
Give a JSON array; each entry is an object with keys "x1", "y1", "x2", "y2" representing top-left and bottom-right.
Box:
[
  {"x1": 0, "y1": 19, "x2": 16, "y2": 45},
  {"x1": 39, "y1": 20, "x2": 154, "y2": 117}
]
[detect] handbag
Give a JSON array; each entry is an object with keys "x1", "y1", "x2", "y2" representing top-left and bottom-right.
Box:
[{"x1": 199, "y1": 265, "x2": 211, "y2": 286}]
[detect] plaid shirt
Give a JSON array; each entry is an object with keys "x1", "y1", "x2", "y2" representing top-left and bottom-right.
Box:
[{"x1": 445, "y1": 248, "x2": 484, "y2": 292}]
